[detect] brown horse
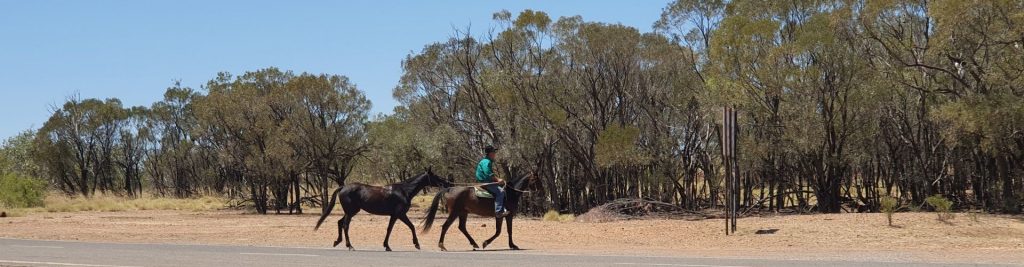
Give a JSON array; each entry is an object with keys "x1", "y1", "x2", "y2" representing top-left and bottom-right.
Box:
[
  {"x1": 421, "y1": 172, "x2": 539, "y2": 251},
  {"x1": 314, "y1": 168, "x2": 451, "y2": 251}
]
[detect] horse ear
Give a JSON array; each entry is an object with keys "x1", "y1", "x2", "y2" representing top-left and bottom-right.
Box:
[{"x1": 428, "y1": 166, "x2": 433, "y2": 174}]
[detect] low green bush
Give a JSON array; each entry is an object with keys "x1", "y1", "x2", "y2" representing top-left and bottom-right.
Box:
[
  {"x1": 880, "y1": 196, "x2": 898, "y2": 226},
  {"x1": 0, "y1": 173, "x2": 47, "y2": 208},
  {"x1": 925, "y1": 194, "x2": 954, "y2": 221}
]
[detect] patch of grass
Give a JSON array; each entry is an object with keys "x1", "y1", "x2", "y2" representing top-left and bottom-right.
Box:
[
  {"x1": 543, "y1": 210, "x2": 575, "y2": 222},
  {"x1": 12, "y1": 193, "x2": 228, "y2": 214},
  {"x1": 880, "y1": 196, "x2": 898, "y2": 226},
  {"x1": 925, "y1": 195, "x2": 954, "y2": 221},
  {"x1": 1, "y1": 209, "x2": 26, "y2": 217}
]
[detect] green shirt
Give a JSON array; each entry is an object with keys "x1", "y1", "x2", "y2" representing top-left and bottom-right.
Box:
[{"x1": 475, "y1": 158, "x2": 494, "y2": 182}]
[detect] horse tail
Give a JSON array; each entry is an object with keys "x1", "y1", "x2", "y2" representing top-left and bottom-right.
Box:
[
  {"x1": 314, "y1": 187, "x2": 344, "y2": 231},
  {"x1": 421, "y1": 187, "x2": 449, "y2": 234}
]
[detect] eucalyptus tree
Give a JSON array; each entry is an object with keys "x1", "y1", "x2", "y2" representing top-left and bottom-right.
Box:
[
  {"x1": 35, "y1": 97, "x2": 126, "y2": 197},
  {"x1": 284, "y1": 73, "x2": 371, "y2": 214},
  {"x1": 861, "y1": 0, "x2": 1024, "y2": 212},
  {"x1": 147, "y1": 84, "x2": 205, "y2": 197},
  {"x1": 396, "y1": 10, "x2": 705, "y2": 213}
]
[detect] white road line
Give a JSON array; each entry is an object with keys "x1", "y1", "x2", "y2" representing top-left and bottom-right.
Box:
[
  {"x1": 0, "y1": 260, "x2": 142, "y2": 267},
  {"x1": 238, "y1": 252, "x2": 319, "y2": 257},
  {"x1": 10, "y1": 245, "x2": 64, "y2": 249},
  {"x1": 614, "y1": 263, "x2": 751, "y2": 267}
]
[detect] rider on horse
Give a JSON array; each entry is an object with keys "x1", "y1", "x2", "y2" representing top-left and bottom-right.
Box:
[{"x1": 476, "y1": 145, "x2": 510, "y2": 218}]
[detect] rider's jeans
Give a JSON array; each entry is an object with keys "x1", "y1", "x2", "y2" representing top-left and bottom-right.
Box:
[{"x1": 482, "y1": 184, "x2": 505, "y2": 213}]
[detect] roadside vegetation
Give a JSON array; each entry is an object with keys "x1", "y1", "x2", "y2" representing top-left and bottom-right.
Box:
[{"x1": 2, "y1": 1, "x2": 1023, "y2": 219}]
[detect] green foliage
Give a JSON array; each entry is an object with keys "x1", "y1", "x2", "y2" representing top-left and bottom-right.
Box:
[
  {"x1": 34, "y1": 96, "x2": 131, "y2": 196},
  {"x1": 192, "y1": 68, "x2": 371, "y2": 213},
  {"x1": 880, "y1": 196, "x2": 898, "y2": 226},
  {"x1": 0, "y1": 130, "x2": 41, "y2": 178},
  {"x1": 595, "y1": 125, "x2": 647, "y2": 168},
  {"x1": 352, "y1": 107, "x2": 445, "y2": 184},
  {"x1": 925, "y1": 195, "x2": 954, "y2": 221},
  {"x1": 0, "y1": 173, "x2": 46, "y2": 208}
]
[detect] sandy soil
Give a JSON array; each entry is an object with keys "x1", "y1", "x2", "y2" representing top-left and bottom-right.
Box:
[{"x1": 1, "y1": 209, "x2": 1022, "y2": 264}]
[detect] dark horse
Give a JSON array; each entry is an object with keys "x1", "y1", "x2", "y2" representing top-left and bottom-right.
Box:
[
  {"x1": 421, "y1": 172, "x2": 539, "y2": 251},
  {"x1": 314, "y1": 168, "x2": 451, "y2": 251}
]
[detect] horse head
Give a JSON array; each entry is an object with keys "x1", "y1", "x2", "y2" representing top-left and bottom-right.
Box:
[
  {"x1": 506, "y1": 170, "x2": 541, "y2": 193},
  {"x1": 424, "y1": 166, "x2": 453, "y2": 188}
]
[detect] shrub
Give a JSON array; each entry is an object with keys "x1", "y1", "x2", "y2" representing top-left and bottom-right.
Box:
[
  {"x1": 0, "y1": 173, "x2": 46, "y2": 208},
  {"x1": 543, "y1": 210, "x2": 576, "y2": 222},
  {"x1": 925, "y1": 195, "x2": 954, "y2": 221},
  {"x1": 879, "y1": 196, "x2": 898, "y2": 226}
]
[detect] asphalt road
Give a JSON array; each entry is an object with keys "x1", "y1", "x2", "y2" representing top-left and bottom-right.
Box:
[{"x1": 0, "y1": 238, "x2": 1015, "y2": 267}]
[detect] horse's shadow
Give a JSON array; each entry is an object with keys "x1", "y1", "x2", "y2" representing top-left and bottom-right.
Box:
[
  {"x1": 450, "y1": 248, "x2": 531, "y2": 253},
  {"x1": 343, "y1": 249, "x2": 419, "y2": 253}
]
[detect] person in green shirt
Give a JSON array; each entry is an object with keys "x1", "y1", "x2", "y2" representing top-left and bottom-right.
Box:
[{"x1": 476, "y1": 145, "x2": 509, "y2": 218}]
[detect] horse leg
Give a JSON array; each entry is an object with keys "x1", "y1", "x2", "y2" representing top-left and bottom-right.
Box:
[
  {"x1": 456, "y1": 213, "x2": 479, "y2": 250},
  {"x1": 332, "y1": 215, "x2": 345, "y2": 247},
  {"x1": 481, "y1": 216, "x2": 503, "y2": 249},
  {"x1": 383, "y1": 216, "x2": 398, "y2": 251},
  {"x1": 506, "y1": 215, "x2": 519, "y2": 250},
  {"x1": 342, "y1": 214, "x2": 355, "y2": 250},
  {"x1": 398, "y1": 214, "x2": 420, "y2": 250},
  {"x1": 437, "y1": 212, "x2": 459, "y2": 251}
]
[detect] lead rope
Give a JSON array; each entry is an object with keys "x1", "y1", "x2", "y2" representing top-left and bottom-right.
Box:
[{"x1": 446, "y1": 181, "x2": 533, "y2": 193}]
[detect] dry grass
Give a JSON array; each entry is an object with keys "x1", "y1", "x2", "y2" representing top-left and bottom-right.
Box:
[
  {"x1": 543, "y1": 210, "x2": 576, "y2": 222},
  {"x1": 7, "y1": 193, "x2": 228, "y2": 215},
  {"x1": 0, "y1": 209, "x2": 26, "y2": 217}
]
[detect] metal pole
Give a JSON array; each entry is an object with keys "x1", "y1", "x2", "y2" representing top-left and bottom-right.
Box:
[
  {"x1": 728, "y1": 108, "x2": 734, "y2": 235},
  {"x1": 724, "y1": 105, "x2": 733, "y2": 235},
  {"x1": 724, "y1": 106, "x2": 733, "y2": 234},
  {"x1": 731, "y1": 110, "x2": 738, "y2": 234},
  {"x1": 720, "y1": 107, "x2": 740, "y2": 235}
]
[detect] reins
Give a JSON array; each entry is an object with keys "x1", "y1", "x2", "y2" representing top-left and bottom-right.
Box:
[{"x1": 447, "y1": 181, "x2": 533, "y2": 193}]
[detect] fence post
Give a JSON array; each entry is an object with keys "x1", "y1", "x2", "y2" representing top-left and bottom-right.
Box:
[{"x1": 722, "y1": 107, "x2": 740, "y2": 235}]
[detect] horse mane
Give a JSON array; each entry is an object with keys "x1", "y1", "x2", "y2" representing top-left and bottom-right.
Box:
[
  {"x1": 396, "y1": 172, "x2": 425, "y2": 185},
  {"x1": 394, "y1": 171, "x2": 428, "y2": 194},
  {"x1": 507, "y1": 172, "x2": 532, "y2": 191}
]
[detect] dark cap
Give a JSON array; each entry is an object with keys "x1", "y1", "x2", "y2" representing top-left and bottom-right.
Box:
[{"x1": 484, "y1": 145, "x2": 498, "y2": 154}]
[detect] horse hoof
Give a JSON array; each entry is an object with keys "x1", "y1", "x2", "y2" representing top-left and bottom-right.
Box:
[
  {"x1": 415, "y1": 244, "x2": 421, "y2": 250},
  {"x1": 439, "y1": 244, "x2": 447, "y2": 252},
  {"x1": 510, "y1": 245, "x2": 520, "y2": 250},
  {"x1": 347, "y1": 246, "x2": 354, "y2": 251},
  {"x1": 482, "y1": 241, "x2": 491, "y2": 249},
  {"x1": 332, "y1": 240, "x2": 341, "y2": 247},
  {"x1": 385, "y1": 247, "x2": 392, "y2": 252}
]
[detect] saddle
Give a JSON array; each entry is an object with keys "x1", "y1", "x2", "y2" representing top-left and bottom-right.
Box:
[{"x1": 473, "y1": 186, "x2": 494, "y2": 199}]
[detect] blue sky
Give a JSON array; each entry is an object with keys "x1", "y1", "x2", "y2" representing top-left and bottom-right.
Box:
[{"x1": 0, "y1": 1, "x2": 671, "y2": 140}]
